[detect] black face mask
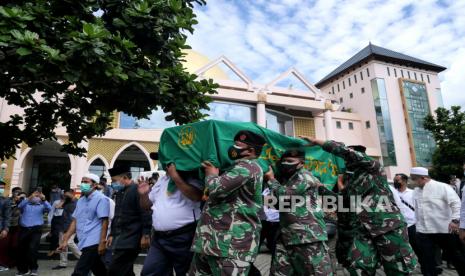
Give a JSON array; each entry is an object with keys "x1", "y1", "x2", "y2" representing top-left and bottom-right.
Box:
[
  {"x1": 279, "y1": 161, "x2": 300, "y2": 178},
  {"x1": 394, "y1": 181, "x2": 401, "y2": 189},
  {"x1": 228, "y1": 145, "x2": 247, "y2": 160}
]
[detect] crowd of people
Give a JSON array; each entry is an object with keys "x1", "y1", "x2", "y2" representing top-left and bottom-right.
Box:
[{"x1": 0, "y1": 129, "x2": 465, "y2": 276}]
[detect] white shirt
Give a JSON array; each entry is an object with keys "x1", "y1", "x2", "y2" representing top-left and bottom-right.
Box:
[
  {"x1": 149, "y1": 175, "x2": 203, "y2": 231},
  {"x1": 396, "y1": 188, "x2": 416, "y2": 227},
  {"x1": 414, "y1": 179, "x2": 461, "y2": 233},
  {"x1": 461, "y1": 195, "x2": 465, "y2": 229},
  {"x1": 107, "y1": 197, "x2": 115, "y2": 237}
]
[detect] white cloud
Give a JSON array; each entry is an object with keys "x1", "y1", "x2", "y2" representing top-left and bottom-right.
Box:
[{"x1": 188, "y1": 0, "x2": 465, "y2": 108}]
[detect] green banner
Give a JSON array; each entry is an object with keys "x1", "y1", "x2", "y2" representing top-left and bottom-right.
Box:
[{"x1": 158, "y1": 120, "x2": 345, "y2": 189}]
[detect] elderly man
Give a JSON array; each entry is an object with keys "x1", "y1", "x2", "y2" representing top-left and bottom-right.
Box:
[
  {"x1": 189, "y1": 130, "x2": 266, "y2": 276},
  {"x1": 411, "y1": 167, "x2": 465, "y2": 276},
  {"x1": 58, "y1": 173, "x2": 110, "y2": 276},
  {"x1": 107, "y1": 166, "x2": 152, "y2": 276}
]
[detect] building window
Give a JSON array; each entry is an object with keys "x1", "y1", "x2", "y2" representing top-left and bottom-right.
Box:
[
  {"x1": 401, "y1": 70, "x2": 404, "y2": 78},
  {"x1": 336, "y1": 121, "x2": 342, "y2": 129},
  {"x1": 371, "y1": 78, "x2": 397, "y2": 166},
  {"x1": 407, "y1": 71, "x2": 411, "y2": 79},
  {"x1": 400, "y1": 80, "x2": 435, "y2": 166},
  {"x1": 387, "y1": 67, "x2": 390, "y2": 76},
  {"x1": 348, "y1": 122, "x2": 354, "y2": 130},
  {"x1": 120, "y1": 109, "x2": 176, "y2": 129},
  {"x1": 421, "y1": 74, "x2": 424, "y2": 82},
  {"x1": 205, "y1": 102, "x2": 257, "y2": 122},
  {"x1": 337, "y1": 83, "x2": 340, "y2": 92},
  {"x1": 361, "y1": 87, "x2": 365, "y2": 94},
  {"x1": 366, "y1": 68, "x2": 370, "y2": 77},
  {"x1": 350, "y1": 93, "x2": 353, "y2": 99},
  {"x1": 394, "y1": 68, "x2": 397, "y2": 77},
  {"x1": 266, "y1": 109, "x2": 294, "y2": 136},
  {"x1": 435, "y1": 88, "x2": 444, "y2": 107},
  {"x1": 354, "y1": 74, "x2": 357, "y2": 83},
  {"x1": 332, "y1": 86, "x2": 335, "y2": 94},
  {"x1": 360, "y1": 71, "x2": 364, "y2": 80},
  {"x1": 348, "y1": 77, "x2": 351, "y2": 86},
  {"x1": 343, "y1": 81, "x2": 345, "y2": 89},
  {"x1": 414, "y1": 72, "x2": 417, "y2": 80},
  {"x1": 340, "y1": 97, "x2": 343, "y2": 103},
  {"x1": 365, "y1": 121, "x2": 371, "y2": 128},
  {"x1": 427, "y1": 75, "x2": 431, "y2": 83}
]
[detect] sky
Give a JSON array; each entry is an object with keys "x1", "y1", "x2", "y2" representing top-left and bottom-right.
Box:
[{"x1": 186, "y1": 0, "x2": 465, "y2": 108}]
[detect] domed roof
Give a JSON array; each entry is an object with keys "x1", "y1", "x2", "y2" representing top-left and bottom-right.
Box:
[{"x1": 182, "y1": 49, "x2": 229, "y2": 80}]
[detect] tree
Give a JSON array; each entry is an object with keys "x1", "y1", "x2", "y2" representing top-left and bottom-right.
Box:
[
  {"x1": 424, "y1": 106, "x2": 465, "y2": 182},
  {"x1": 0, "y1": 0, "x2": 217, "y2": 159}
]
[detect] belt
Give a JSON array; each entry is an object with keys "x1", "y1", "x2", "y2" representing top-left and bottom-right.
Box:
[{"x1": 153, "y1": 222, "x2": 197, "y2": 238}]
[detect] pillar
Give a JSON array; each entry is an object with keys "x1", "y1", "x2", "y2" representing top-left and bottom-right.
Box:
[
  {"x1": 256, "y1": 92, "x2": 267, "y2": 127},
  {"x1": 324, "y1": 100, "x2": 334, "y2": 140},
  {"x1": 70, "y1": 140, "x2": 89, "y2": 189}
]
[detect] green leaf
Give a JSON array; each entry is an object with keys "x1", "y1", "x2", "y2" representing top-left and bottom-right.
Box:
[{"x1": 16, "y1": 47, "x2": 32, "y2": 56}]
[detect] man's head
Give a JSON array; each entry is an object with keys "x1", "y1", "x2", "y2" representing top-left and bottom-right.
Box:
[
  {"x1": 80, "y1": 173, "x2": 100, "y2": 196},
  {"x1": 394, "y1": 173, "x2": 408, "y2": 190},
  {"x1": 64, "y1": 189, "x2": 75, "y2": 200},
  {"x1": 279, "y1": 148, "x2": 305, "y2": 178},
  {"x1": 100, "y1": 176, "x2": 107, "y2": 186},
  {"x1": 152, "y1": 172, "x2": 159, "y2": 182},
  {"x1": 228, "y1": 130, "x2": 266, "y2": 160},
  {"x1": 109, "y1": 166, "x2": 132, "y2": 191},
  {"x1": 12, "y1": 187, "x2": 22, "y2": 196},
  {"x1": 409, "y1": 167, "x2": 430, "y2": 188}
]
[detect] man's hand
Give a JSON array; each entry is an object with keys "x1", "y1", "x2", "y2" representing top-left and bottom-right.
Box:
[
  {"x1": 264, "y1": 166, "x2": 275, "y2": 181},
  {"x1": 106, "y1": 236, "x2": 113, "y2": 248},
  {"x1": 166, "y1": 163, "x2": 179, "y2": 179},
  {"x1": 449, "y1": 221, "x2": 459, "y2": 234},
  {"x1": 0, "y1": 230, "x2": 7, "y2": 239},
  {"x1": 202, "y1": 161, "x2": 219, "y2": 176},
  {"x1": 98, "y1": 240, "x2": 106, "y2": 255},
  {"x1": 298, "y1": 135, "x2": 323, "y2": 146},
  {"x1": 460, "y1": 229, "x2": 465, "y2": 241},
  {"x1": 137, "y1": 177, "x2": 151, "y2": 195},
  {"x1": 57, "y1": 240, "x2": 68, "y2": 252},
  {"x1": 140, "y1": 235, "x2": 150, "y2": 250},
  {"x1": 39, "y1": 193, "x2": 46, "y2": 201}
]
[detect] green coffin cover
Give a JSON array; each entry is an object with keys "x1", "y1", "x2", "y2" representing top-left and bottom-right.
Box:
[{"x1": 158, "y1": 120, "x2": 345, "y2": 190}]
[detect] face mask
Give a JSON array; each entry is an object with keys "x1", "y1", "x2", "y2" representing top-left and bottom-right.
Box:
[
  {"x1": 80, "y1": 183, "x2": 92, "y2": 194},
  {"x1": 279, "y1": 161, "x2": 300, "y2": 178},
  {"x1": 31, "y1": 196, "x2": 41, "y2": 204},
  {"x1": 393, "y1": 181, "x2": 401, "y2": 189},
  {"x1": 0, "y1": 188, "x2": 4, "y2": 195},
  {"x1": 111, "y1": 181, "x2": 124, "y2": 192},
  {"x1": 228, "y1": 145, "x2": 247, "y2": 160}
]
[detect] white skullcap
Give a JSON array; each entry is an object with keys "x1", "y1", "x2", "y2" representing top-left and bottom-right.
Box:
[
  {"x1": 83, "y1": 173, "x2": 100, "y2": 184},
  {"x1": 410, "y1": 167, "x2": 429, "y2": 176}
]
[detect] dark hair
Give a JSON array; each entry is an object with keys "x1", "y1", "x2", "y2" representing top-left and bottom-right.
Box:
[
  {"x1": 65, "y1": 189, "x2": 75, "y2": 193},
  {"x1": 12, "y1": 187, "x2": 22, "y2": 193},
  {"x1": 122, "y1": 172, "x2": 132, "y2": 179},
  {"x1": 0, "y1": 181, "x2": 5, "y2": 187},
  {"x1": 395, "y1": 173, "x2": 409, "y2": 182}
]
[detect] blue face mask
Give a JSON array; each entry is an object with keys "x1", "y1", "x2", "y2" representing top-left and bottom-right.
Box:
[
  {"x1": 31, "y1": 196, "x2": 41, "y2": 204},
  {"x1": 111, "y1": 182, "x2": 124, "y2": 192},
  {"x1": 80, "y1": 183, "x2": 92, "y2": 194}
]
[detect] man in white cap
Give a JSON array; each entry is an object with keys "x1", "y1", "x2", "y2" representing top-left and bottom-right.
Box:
[
  {"x1": 411, "y1": 167, "x2": 465, "y2": 276},
  {"x1": 58, "y1": 173, "x2": 110, "y2": 276}
]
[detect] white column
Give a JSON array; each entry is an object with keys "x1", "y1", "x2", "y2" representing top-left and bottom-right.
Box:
[
  {"x1": 70, "y1": 140, "x2": 89, "y2": 189},
  {"x1": 256, "y1": 92, "x2": 267, "y2": 127},
  {"x1": 324, "y1": 105, "x2": 334, "y2": 140},
  {"x1": 10, "y1": 147, "x2": 23, "y2": 190}
]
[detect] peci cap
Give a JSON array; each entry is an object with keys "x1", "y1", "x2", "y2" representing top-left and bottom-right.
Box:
[
  {"x1": 108, "y1": 166, "x2": 130, "y2": 177},
  {"x1": 410, "y1": 167, "x2": 429, "y2": 176},
  {"x1": 234, "y1": 130, "x2": 266, "y2": 147}
]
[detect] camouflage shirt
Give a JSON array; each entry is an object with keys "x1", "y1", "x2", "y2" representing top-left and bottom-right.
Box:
[
  {"x1": 268, "y1": 168, "x2": 327, "y2": 245},
  {"x1": 191, "y1": 158, "x2": 263, "y2": 262},
  {"x1": 322, "y1": 141, "x2": 405, "y2": 237}
]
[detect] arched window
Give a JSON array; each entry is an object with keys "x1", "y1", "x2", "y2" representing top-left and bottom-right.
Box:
[
  {"x1": 89, "y1": 158, "x2": 106, "y2": 179},
  {"x1": 113, "y1": 145, "x2": 151, "y2": 179}
]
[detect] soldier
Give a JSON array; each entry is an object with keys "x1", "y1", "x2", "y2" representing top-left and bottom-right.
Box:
[
  {"x1": 265, "y1": 148, "x2": 333, "y2": 276},
  {"x1": 301, "y1": 137, "x2": 417, "y2": 275},
  {"x1": 189, "y1": 130, "x2": 266, "y2": 276}
]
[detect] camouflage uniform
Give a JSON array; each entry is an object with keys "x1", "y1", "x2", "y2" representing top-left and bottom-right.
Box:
[
  {"x1": 189, "y1": 158, "x2": 263, "y2": 276},
  {"x1": 322, "y1": 141, "x2": 417, "y2": 275},
  {"x1": 268, "y1": 168, "x2": 333, "y2": 276}
]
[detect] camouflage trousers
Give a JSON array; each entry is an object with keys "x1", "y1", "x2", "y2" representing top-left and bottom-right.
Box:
[
  {"x1": 188, "y1": 253, "x2": 251, "y2": 276},
  {"x1": 346, "y1": 227, "x2": 417, "y2": 276},
  {"x1": 270, "y1": 241, "x2": 334, "y2": 276}
]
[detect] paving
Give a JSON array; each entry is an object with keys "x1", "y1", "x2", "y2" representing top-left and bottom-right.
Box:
[{"x1": 0, "y1": 253, "x2": 459, "y2": 276}]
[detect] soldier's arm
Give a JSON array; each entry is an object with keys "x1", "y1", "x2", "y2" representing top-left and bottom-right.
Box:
[
  {"x1": 322, "y1": 141, "x2": 379, "y2": 171},
  {"x1": 206, "y1": 162, "x2": 254, "y2": 202},
  {"x1": 268, "y1": 176, "x2": 310, "y2": 196}
]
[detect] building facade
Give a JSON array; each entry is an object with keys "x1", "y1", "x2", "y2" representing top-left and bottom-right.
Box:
[
  {"x1": 0, "y1": 45, "x2": 445, "y2": 194},
  {"x1": 315, "y1": 43, "x2": 446, "y2": 178}
]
